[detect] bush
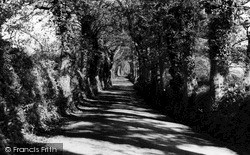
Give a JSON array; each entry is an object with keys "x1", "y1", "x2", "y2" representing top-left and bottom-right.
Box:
[
  {"x1": 217, "y1": 88, "x2": 245, "y2": 116},
  {"x1": 194, "y1": 56, "x2": 210, "y2": 84}
]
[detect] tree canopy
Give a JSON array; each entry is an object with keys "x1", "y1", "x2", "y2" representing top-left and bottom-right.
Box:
[{"x1": 1, "y1": 0, "x2": 250, "y2": 152}]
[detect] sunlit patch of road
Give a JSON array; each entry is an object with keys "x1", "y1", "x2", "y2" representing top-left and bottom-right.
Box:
[
  {"x1": 176, "y1": 144, "x2": 238, "y2": 155},
  {"x1": 46, "y1": 136, "x2": 166, "y2": 155}
]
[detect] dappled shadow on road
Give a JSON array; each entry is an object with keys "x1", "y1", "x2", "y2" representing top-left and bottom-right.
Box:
[{"x1": 47, "y1": 78, "x2": 238, "y2": 155}]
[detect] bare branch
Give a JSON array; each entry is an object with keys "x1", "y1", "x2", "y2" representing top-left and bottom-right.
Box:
[{"x1": 232, "y1": 38, "x2": 248, "y2": 47}]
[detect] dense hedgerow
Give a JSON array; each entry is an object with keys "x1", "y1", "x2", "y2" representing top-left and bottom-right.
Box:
[{"x1": 0, "y1": 41, "x2": 66, "y2": 143}]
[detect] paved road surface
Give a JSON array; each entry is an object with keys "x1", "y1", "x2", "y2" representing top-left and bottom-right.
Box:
[{"x1": 26, "y1": 78, "x2": 244, "y2": 155}]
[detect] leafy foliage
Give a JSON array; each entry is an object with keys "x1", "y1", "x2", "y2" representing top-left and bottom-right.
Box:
[{"x1": 1, "y1": 0, "x2": 250, "y2": 150}]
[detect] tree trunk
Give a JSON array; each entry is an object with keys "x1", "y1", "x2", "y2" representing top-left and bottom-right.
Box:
[
  {"x1": 182, "y1": 65, "x2": 189, "y2": 111},
  {"x1": 138, "y1": 57, "x2": 149, "y2": 85},
  {"x1": 159, "y1": 57, "x2": 165, "y2": 94},
  {"x1": 151, "y1": 63, "x2": 159, "y2": 104},
  {"x1": 208, "y1": 52, "x2": 217, "y2": 113}
]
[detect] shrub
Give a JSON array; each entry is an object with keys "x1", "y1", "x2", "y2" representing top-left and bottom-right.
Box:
[
  {"x1": 194, "y1": 56, "x2": 210, "y2": 84},
  {"x1": 217, "y1": 88, "x2": 245, "y2": 116}
]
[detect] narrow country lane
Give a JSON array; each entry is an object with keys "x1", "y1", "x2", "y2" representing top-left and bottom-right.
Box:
[{"x1": 26, "y1": 78, "x2": 243, "y2": 155}]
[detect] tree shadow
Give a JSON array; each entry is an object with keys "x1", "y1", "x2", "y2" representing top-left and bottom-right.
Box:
[{"x1": 47, "y1": 78, "x2": 240, "y2": 155}]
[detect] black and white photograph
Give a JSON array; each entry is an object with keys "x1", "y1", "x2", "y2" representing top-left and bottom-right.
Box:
[{"x1": 0, "y1": 0, "x2": 250, "y2": 154}]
